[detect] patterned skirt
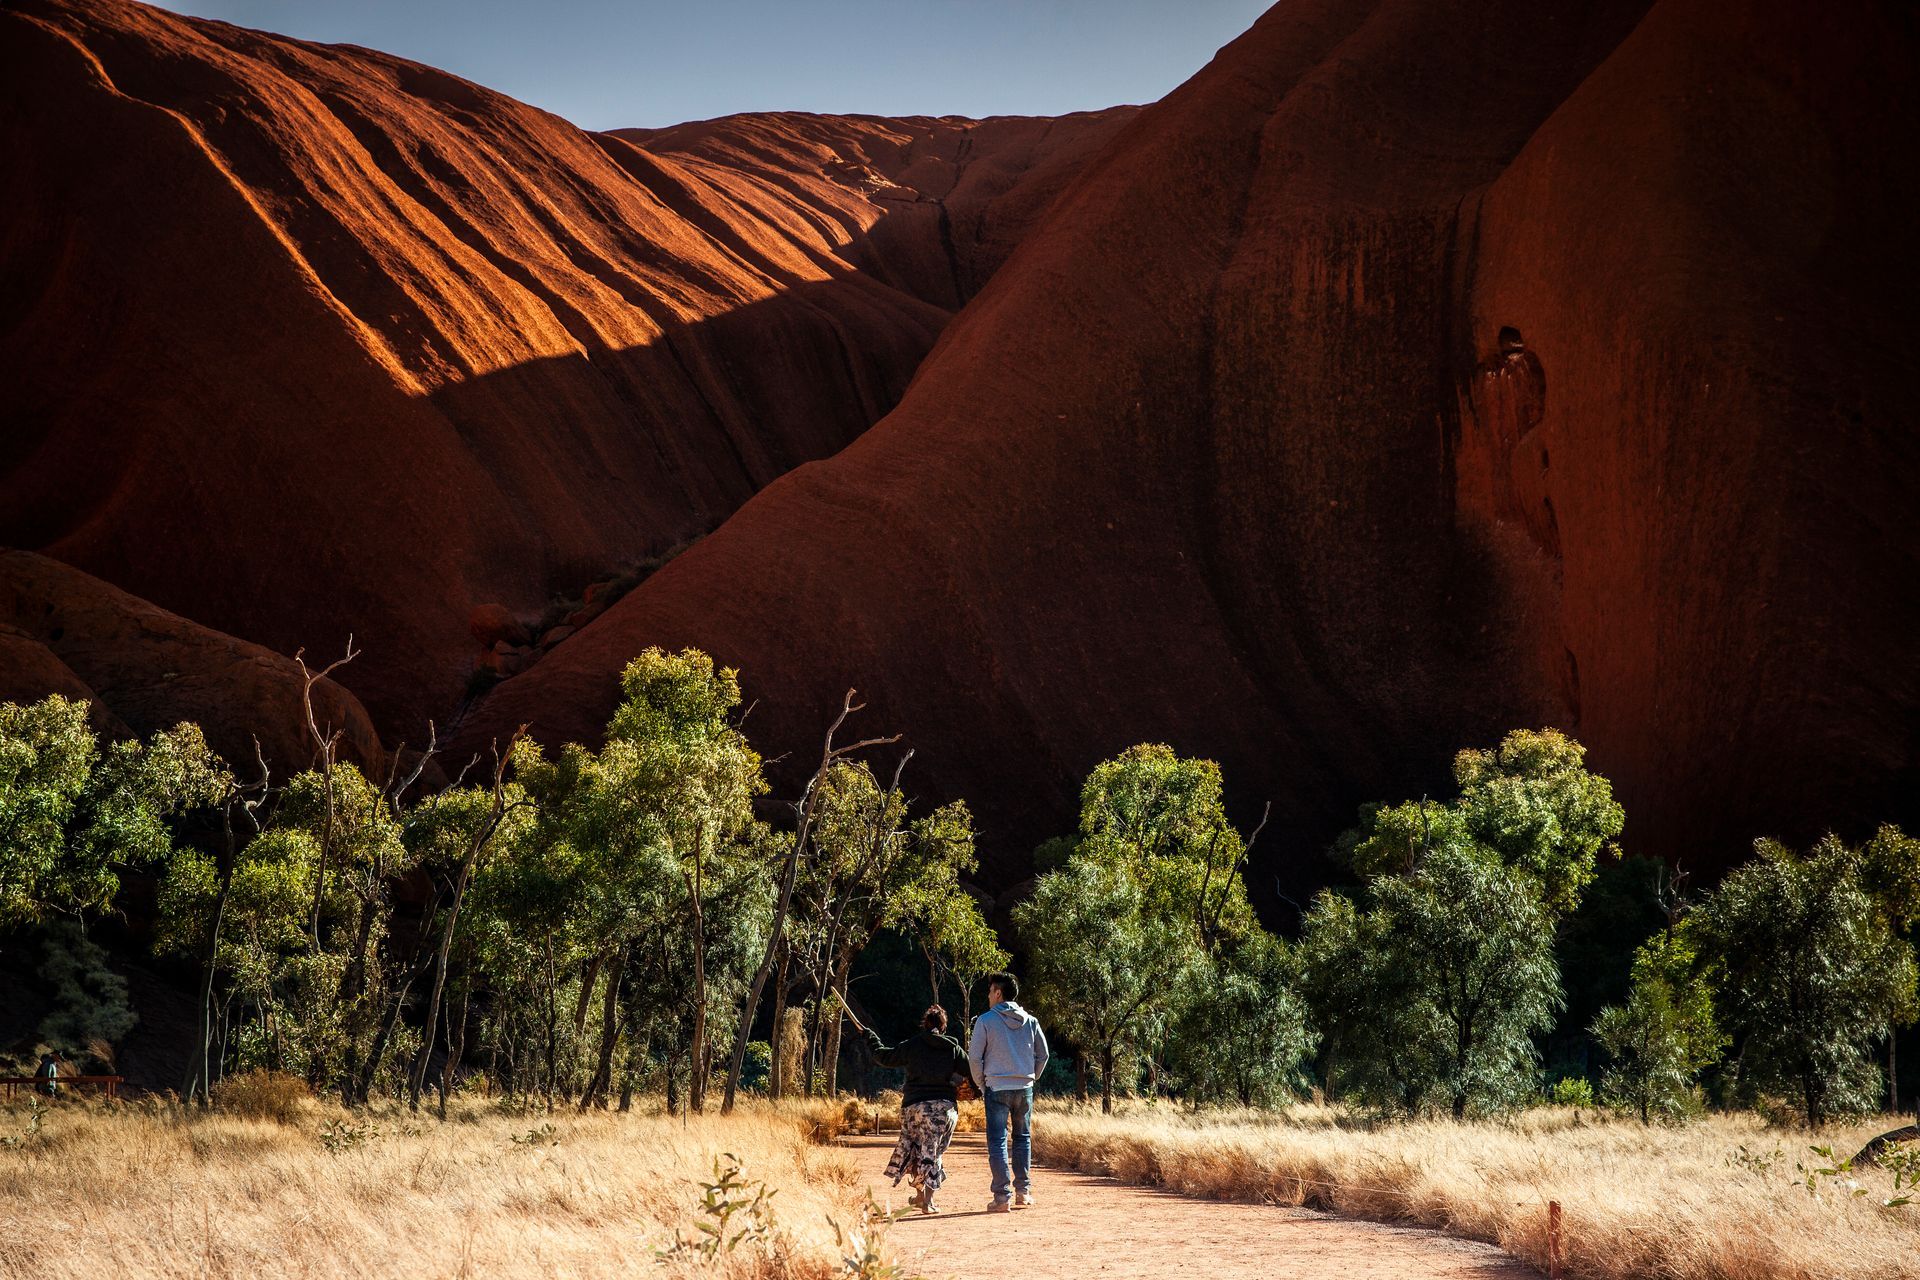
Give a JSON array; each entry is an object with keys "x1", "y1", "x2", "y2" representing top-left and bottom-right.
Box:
[{"x1": 885, "y1": 1099, "x2": 959, "y2": 1193}]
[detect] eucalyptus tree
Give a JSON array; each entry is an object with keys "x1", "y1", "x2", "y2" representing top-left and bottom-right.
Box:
[
  {"x1": 1689, "y1": 833, "x2": 1917, "y2": 1126},
  {"x1": 519, "y1": 648, "x2": 768, "y2": 1110},
  {"x1": 1017, "y1": 856, "x2": 1193, "y2": 1112},
  {"x1": 1021, "y1": 745, "x2": 1301, "y2": 1108},
  {"x1": 402, "y1": 731, "x2": 533, "y2": 1114},
  {"x1": 1165, "y1": 929, "x2": 1315, "y2": 1107},
  {"x1": 1301, "y1": 728, "x2": 1620, "y2": 1117},
  {"x1": 721, "y1": 689, "x2": 901, "y2": 1113},
  {"x1": 794, "y1": 758, "x2": 986, "y2": 1092},
  {"x1": 896, "y1": 839, "x2": 1006, "y2": 1044},
  {"x1": 465, "y1": 810, "x2": 598, "y2": 1104},
  {"x1": 1592, "y1": 930, "x2": 1724, "y2": 1122},
  {"x1": 1, "y1": 694, "x2": 224, "y2": 934}
]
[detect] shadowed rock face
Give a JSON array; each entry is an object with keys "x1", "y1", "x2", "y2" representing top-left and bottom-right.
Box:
[
  {"x1": 465, "y1": 0, "x2": 1920, "y2": 888},
  {"x1": 0, "y1": 551, "x2": 382, "y2": 774},
  {"x1": 0, "y1": 0, "x2": 1134, "y2": 734}
]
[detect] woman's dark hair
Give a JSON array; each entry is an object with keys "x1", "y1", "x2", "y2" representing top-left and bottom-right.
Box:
[
  {"x1": 986, "y1": 971, "x2": 1019, "y2": 1002},
  {"x1": 921, "y1": 1005, "x2": 948, "y2": 1032}
]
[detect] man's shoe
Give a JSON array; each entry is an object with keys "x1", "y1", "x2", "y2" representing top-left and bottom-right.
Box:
[
  {"x1": 987, "y1": 1199, "x2": 1012, "y2": 1213},
  {"x1": 1014, "y1": 1191, "x2": 1034, "y2": 1208}
]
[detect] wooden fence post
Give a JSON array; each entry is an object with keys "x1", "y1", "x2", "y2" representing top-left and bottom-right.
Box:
[{"x1": 1547, "y1": 1200, "x2": 1563, "y2": 1279}]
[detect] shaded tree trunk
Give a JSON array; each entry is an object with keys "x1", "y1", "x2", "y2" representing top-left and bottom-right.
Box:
[
  {"x1": 581, "y1": 944, "x2": 629, "y2": 1110},
  {"x1": 437, "y1": 983, "x2": 470, "y2": 1120},
  {"x1": 574, "y1": 954, "x2": 603, "y2": 1040},
  {"x1": 768, "y1": 942, "x2": 791, "y2": 1098},
  {"x1": 184, "y1": 843, "x2": 236, "y2": 1105},
  {"x1": 824, "y1": 946, "x2": 852, "y2": 1095}
]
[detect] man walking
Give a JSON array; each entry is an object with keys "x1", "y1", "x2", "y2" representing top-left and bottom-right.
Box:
[{"x1": 968, "y1": 971, "x2": 1049, "y2": 1212}]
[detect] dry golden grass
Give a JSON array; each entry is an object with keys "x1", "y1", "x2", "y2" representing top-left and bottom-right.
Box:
[
  {"x1": 789, "y1": 1091, "x2": 985, "y2": 1142},
  {"x1": 0, "y1": 1093, "x2": 884, "y2": 1280},
  {"x1": 1031, "y1": 1101, "x2": 1920, "y2": 1280}
]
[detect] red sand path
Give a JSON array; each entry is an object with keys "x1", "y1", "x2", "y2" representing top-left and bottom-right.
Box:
[{"x1": 843, "y1": 1132, "x2": 1534, "y2": 1280}]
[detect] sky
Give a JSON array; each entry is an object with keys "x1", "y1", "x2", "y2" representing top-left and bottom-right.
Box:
[{"x1": 152, "y1": 1, "x2": 1275, "y2": 131}]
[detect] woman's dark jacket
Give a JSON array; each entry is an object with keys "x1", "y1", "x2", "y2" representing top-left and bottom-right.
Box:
[{"x1": 866, "y1": 1028, "x2": 969, "y2": 1107}]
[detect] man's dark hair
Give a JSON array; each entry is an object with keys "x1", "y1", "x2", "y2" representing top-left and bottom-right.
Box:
[
  {"x1": 986, "y1": 971, "x2": 1019, "y2": 1002},
  {"x1": 922, "y1": 1005, "x2": 948, "y2": 1032}
]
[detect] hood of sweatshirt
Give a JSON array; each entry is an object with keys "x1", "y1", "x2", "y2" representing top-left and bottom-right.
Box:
[{"x1": 993, "y1": 1001, "x2": 1035, "y2": 1029}]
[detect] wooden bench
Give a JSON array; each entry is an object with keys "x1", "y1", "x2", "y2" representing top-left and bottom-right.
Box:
[{"x1": 0, "y1": 1075, "x2": 124, "y2": 1100}]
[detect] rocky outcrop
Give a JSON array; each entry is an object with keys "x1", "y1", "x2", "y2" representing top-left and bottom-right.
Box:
[
  {"x1": 0, "y1": 0, "x2": 1132, "y2": 730},
  {"x1": 0, "y1": 551, "x2": 383, "y2": 772},
  {"x1": 464, "y1": 0, "x2": 1920, "y2": 885}
]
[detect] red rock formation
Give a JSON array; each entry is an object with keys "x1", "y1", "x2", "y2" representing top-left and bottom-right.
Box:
[
  {"x1": 624, "y1": 111, "x2": 1141, "y2": 311},
  {"x1": 0, "y1": 0, "x2": 1132, "y2": 731},
  {"x1": 466, "y1": 0, "x2": 1920, "y2": 884},
  {"x1": 1, "y1": 551, "x2": 382, "y2": 772}
]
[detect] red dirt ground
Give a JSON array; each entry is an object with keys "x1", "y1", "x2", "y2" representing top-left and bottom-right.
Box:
[{"x1": 844, "y1": 1131, "x2": 1534, "y2": 1280}]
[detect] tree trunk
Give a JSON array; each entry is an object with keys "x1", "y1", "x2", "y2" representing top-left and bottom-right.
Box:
[
  {"x1": 802, "y1": 988, "x2": 823, "y2": 1096},
  {"x1": 437, "y1": 983, "x2": 470, "y2": 1120},
  {"x1": 184, "y1": 840, "x2": 237, "y2": 1105},
  {"x1": 540, "y1": 937, "x2": 560, "y2": 1107},
  {"x1": 687, "y1": 852, "x2": 709, "y2": 1114},
  {"x1": 1891, "y1": 1026, "x2": 1899, "y2": 1116},
  {"x1": 410, "y1": 792, "x2": 503, "y2": 1112},
  {"x1": 768, "y1": 942, "x2": 791, "y2": 1099},
  {"x1": 581, "y1": 944, "x2": 628, "y2": 1110},
  {"x1": 573, "y1": 953, "x2": 604, "y2": 1040},
  {"x1": 824, "y1": 947, "x2": 852, "y2": 1095},
  {"x1": 1100, "y1": 1046, "x2": 1115, "y2": 1115},
  {"x1": 1075, "y1": 1052, "x2": 1088, "y2": 1104}
]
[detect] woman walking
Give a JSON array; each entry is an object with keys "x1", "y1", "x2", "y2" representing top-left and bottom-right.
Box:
[{"x1": 857, "y1": 1004, "x2": 970, "y2": 1213}]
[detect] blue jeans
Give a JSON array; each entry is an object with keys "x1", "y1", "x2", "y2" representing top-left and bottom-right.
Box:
[{"x1": 983, "y1": 1085, "x2": 1033, "y2": 1202}]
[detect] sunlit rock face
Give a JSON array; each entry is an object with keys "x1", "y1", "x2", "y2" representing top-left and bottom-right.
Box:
[
  {"x1": 465, "y1": 0, "x2": 1919, "y2": 888},
  {"x1": 0, "y1": 0, "x2": 1133, "y2": 733}
]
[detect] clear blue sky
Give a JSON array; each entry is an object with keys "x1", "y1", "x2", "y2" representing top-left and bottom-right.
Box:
[{"x1": 152, "y1": 1, "x2": 1273, "y2": 130}]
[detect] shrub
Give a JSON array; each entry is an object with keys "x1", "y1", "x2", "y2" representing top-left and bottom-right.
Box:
[
  {"x1": 212, "y1": 1069, "x2": 313, "y2": 1123},
  {"x1": 1548, "y1": 1076, "x2": 1595, "y2": 1108}
]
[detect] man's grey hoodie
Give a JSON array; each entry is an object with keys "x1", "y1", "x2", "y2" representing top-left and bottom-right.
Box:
[{"x1": 969, "y1": 1001, "x2": 1049, "y2": 1093}]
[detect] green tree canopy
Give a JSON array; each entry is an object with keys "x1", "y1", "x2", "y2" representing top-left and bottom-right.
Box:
[
  {"x1": 1304, "y1": 728, "x2": 1610, "y2": 1117},
  {"x1": 1689, "y1": 833, "x2": 1918, "y2": 1126},
  {"x1": 1016, "y1": 854, "x2": 1194, "y2": 1112},
  {"x1": 1592, "y1": 929, "x2": 1725, "y2": 1122},
  {"x1": 1348, "y1": 727, "x2": 1623, "y2": 917},
  {"x1": 1021, "y1": 745, "x2": 1306, "y2": 1109},
  {"x1": 2, "y1": 696, "x2": 225, "y2": 931}
]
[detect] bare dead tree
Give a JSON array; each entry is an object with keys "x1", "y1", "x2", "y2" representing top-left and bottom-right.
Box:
[
  {"x1": 293, "y1": 637, "x2": 359, "y2": 953},
  {"x1": 183, "y1": 738, "x2": 273, "y2": 1105},
  {"x1": 720, "y1": 690, "x2": 900, "y2": 1113}
]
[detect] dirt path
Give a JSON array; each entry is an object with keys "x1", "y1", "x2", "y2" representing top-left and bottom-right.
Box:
[{"x1": 845, "y1": 1131, "x2": 1535, "y2": 1280}]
